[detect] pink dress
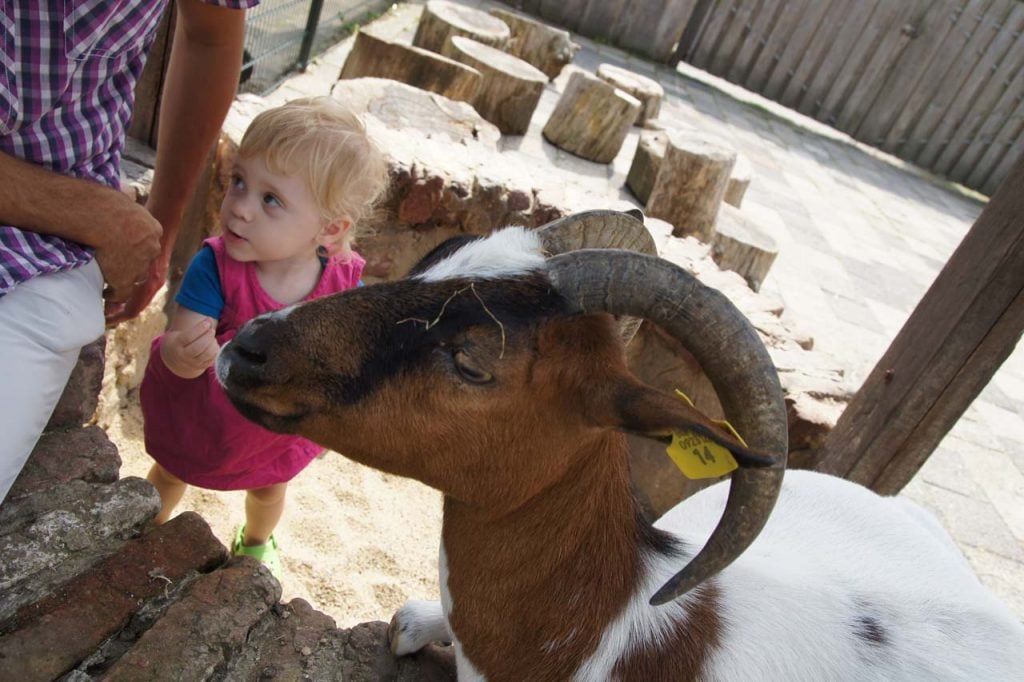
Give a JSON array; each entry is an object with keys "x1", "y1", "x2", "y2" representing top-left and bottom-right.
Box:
[{"x1": 140, "y1": 237, "x2": 364, "y2": 490}]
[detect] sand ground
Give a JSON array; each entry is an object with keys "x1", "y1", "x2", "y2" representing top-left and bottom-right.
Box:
[{"x1": 103, "y1": 389, "x2": 443, "y2": 629}]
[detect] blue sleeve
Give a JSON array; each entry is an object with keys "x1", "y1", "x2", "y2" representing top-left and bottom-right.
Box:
[{"x1": 175, "y1": 246, "x2": 224, "y2": 319}]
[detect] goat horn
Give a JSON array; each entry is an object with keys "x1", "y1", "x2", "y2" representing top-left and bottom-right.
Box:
[
  {"x1": 537, "y1": 210, "x2": 656, "y2": 344},
  {"x1": 545, "y1": 248, "x2": 787, "y2": 606}
]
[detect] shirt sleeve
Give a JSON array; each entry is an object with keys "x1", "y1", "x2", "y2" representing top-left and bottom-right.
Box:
[
  {"x1": 200, "y1": 0, "x2": 259, "y2": 8},
  {"x1": 175, "y1": 246, "x2": 225, "y2": 319}
]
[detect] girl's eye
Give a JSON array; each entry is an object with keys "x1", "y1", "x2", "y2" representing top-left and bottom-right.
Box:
[
  {"x1": 231, "y1": 174, "x2": 245, "y2": 190},
  {"x1": 263, "y1": 194, "x2": 281, "y2": 208}
]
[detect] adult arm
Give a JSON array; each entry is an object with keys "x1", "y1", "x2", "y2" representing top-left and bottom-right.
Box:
[
  {"x1": 0, "y1": 150, "x2": 162, "y2": 303},
  {"x1": 108, "y1": 0, "x2": 247, "y2": 324}
]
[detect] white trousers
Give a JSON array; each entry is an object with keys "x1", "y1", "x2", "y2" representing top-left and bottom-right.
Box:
[{"x1": 0, "y1": 260, "x2": 104, "y2": 503}]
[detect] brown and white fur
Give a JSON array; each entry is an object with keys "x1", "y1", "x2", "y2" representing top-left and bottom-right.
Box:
[{"x1": 218, "y1": 228, "x2": 1024, "y2": 680}]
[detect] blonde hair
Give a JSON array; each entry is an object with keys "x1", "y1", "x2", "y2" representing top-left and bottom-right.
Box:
[{"x1": 237, "y1": 96, "x2": 388, "y2": 248}]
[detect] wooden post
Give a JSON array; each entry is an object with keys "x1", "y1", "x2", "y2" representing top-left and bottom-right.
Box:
[
  {"x1": 542, "y1": 70, "x2": 640, "y2": 163},
  {"x1": 812, "y1": 154, "x2": 1024, "y2": 494},
  {"x1": 128, "y1": 4, "x2": 176, "y2": 147}
]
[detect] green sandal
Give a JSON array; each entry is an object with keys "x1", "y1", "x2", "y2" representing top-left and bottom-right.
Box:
[{"x1": 231, "y1": 526, "x2": 282, "y2": 578}]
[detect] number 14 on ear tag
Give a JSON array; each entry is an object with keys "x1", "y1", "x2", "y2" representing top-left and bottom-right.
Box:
[{"x1": 666, "y1": 390, "x2": 742, "y2": 480}]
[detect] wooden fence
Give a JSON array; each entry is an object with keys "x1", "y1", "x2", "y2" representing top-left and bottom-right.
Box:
[{"x1": 502, "y1": 0, "x2": 1024, "y2": 196}]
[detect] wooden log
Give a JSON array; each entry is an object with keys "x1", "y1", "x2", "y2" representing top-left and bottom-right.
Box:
[
  {"x1": 596, "y1": 63, "x2": 664, "y2": 127},
  {"x1": 710, "y1": 204, "x2": 778, "y2": 292},
  {"x1": 626, "y1": 129, "x2": 667, "y2": 204},
  {"x1": 412, "y1": 0, "x2": 511, "y2": 54},
  {"x1": 339, "y1": 29, "x2": 481, "y2": 105},
  {"x1": 645, "y1": 130, "x2": 736, "y2": 241},
  {"x1": 724, "y1": 153, "x2": 752, "y2": 208},
  {"x1": 489, "y1": 8, "x2": 578, "y2": 80},
  {"x1": 441, "y1": 36, "x2": 547, "y2": 135},
  {"x1": 542, "y1": 70, "x2": 640, "y2": 164}
]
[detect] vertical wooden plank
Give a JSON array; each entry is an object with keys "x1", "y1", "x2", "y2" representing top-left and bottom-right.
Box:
[
  {"x1": 815, "y1": 0, "x2": 887, "y2": 125},
  {"x1": 708, "y1": 0, "x2": 764, "y2": 78},
  {"x1": 761, "y1": 0, "x2": 831, "y2": 101},
  {"x1": 746, "y1": 0, "x2": 812, "y2": 94},
  {"x1": 975, "y1": 100, "x2": 1024, "y2": 194},
  {"x1": 778, "y1": 0, "x2": 851, "y2": 112},
  {"x1": 942, "y1": 3, "x2": 1024, "y2": 181},
  {"x1": 727, "y1": 0, "x2": 786, "y2": 86},
  {"x1": 951, "y1": 60, "x2": 1024, "y2": 187},
  {"x1": 904, "y1": 0, "x2": 1018, "y2": 166},
  {"x1": 796, "y1": 0, "x2": 876, "y2": 119},
  {"x1": 852, "y1": 0, "x2": 959, "y2": 146},
  {"x1": 576, "y1": 0, "x2": 628, "y2": 42},
  {"x1": 675, "y1": 0, "x2": 718, "y2": 63},
  {"x1": 688, "y1": 0, "x2": 739, "y2": 70},
  {"x1": 813, "y1": 154, "x2": 1024, "y2": 495},
  {"x1": 618, "y1": 0, "x2": 701, "y2": 63},
  {"x1": 835, "y1": 0, "x2": 929, "y2": 134},
  {"x1": 538, "y1": 0, "x2": 582, "y2": 31},
  {"x1": 880, "y1": 0, "x2": 989, "y2": 156},
  {"x1": 127, "y1": 5, "x2": 176, "y2": 147}
]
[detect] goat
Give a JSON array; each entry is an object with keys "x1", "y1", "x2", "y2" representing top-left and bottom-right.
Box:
[{"x1": 217, "y1": 212, "x2": 1024, "y2": 680}]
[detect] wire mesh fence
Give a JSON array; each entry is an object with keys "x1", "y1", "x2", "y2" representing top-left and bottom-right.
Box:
[{"x1": 240, "y1": 0, "x2": 390, "y2": 94}]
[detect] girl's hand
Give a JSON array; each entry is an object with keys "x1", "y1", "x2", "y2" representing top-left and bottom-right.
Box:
[{"x1": 161, "y1": 315, "x2": 220, "y2": 379}]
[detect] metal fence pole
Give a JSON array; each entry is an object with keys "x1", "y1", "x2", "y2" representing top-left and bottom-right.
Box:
[{"x1": 297, "y1": 0, "x2": 326, "y2": 70}]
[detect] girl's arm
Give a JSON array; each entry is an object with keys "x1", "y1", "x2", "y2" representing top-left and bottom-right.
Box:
[{"x1": 160, "y1": 306, "x2": 220, "y2": 379}]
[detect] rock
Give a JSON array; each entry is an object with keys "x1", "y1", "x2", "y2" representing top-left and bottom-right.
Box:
[
  {"x1": 7, "y1": 425, "x2": 120, "y2": 501},
  {"x1": 103, "y1": 557, "x2": 281, "y2": 680},
  {"x1": 0, "y1": 513, "x2": 226, "y2": 680},
  {"x1": 46, "y1": 337, "x2": 105, "y2": 430},
  {"x1": 0, "y1": 477, "x2": 161, "y2": 623}
]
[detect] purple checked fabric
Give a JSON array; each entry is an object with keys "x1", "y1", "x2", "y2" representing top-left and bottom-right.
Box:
[{"x1": 0, "y1": 0, "x2": 255, "y2": 296}]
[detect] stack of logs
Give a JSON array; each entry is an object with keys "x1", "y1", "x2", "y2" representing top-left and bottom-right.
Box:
[{"x1": 339, "y1": 1, "x2": 777, "y2": 293}]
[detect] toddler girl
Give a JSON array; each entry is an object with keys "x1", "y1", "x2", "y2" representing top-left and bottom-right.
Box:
[{"x1": 140, "y1": 97, "x2": 388, "y2": 575}]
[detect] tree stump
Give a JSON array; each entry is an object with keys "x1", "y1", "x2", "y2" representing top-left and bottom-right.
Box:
[
  {"x1": 339, "y1": 29, "x2": 481, "y2": 105},
  {"x1": 626, "y1": 129, "x2": 667, "y2": 204},
  {"x1": 596, "y1": 63, "x2": 663, "y2": 127},
  {"x1": 711, "y1": 204, "x2": 778, "y2": 291},
  {"x1": 724, "y1": 153, "x2": 752, "y2": 208},
  {"x1": 542, "y1": 70, "x2": 640, "y2": 164},
  {"x1": 489, "y1": 8, "x2": 577, "y2": 80},
  {"x1": 646, "y1": 130, "x2": 736, "y2": 241},
  {"x1": 441, "y1": 36, "x2": 547, "y2": 135},
  {"x1": 412, "y1": 0, "x2": 510, "y2": 54}
]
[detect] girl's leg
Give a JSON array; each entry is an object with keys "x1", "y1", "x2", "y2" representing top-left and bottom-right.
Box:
[
  {"x1": 243, "y1": 482, "x2": 287, "y2": 546},
  {"x1": 147, "y1": 463, "x2": 188, "y2": 524}
]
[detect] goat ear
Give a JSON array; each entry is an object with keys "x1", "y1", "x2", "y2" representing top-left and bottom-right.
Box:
[{"x1": 610, "y1": 380, "x2": 773, "y2": 467}]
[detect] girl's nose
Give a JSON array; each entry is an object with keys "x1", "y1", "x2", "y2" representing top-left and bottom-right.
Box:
[{"x1": 227, "y1": 194, "x2": 254, "y2": 221}]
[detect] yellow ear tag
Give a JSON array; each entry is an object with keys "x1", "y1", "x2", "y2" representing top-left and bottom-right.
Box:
[{"x1": 666, "y1": 390, "x2": 743, "y2": 479}]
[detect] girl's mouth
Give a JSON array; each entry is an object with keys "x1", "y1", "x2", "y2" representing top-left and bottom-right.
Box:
[{"x1": 225, "y1": 227, "x2": 247, "y2": 242}]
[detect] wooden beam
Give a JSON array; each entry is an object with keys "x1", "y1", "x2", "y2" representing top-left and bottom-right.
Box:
[
  {"x1": 812, "y1": 153, "x2": 1024, "y2": 494},
  {"x1": 128, "y1": 4, "x2": 176, "y2": 148}
]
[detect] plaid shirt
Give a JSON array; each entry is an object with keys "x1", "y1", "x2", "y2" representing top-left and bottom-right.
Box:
[{"x1": 0, "y1": 0, "x2": 254, "y2": 297}]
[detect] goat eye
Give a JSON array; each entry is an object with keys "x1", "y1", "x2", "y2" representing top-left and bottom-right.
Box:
[{"x1": 453, "y1": 349, "x2": 493, "y2": 384}]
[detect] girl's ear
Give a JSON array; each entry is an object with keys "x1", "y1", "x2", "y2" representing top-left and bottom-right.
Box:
[{"x1": 318, "y1": 215, "x2": 353, "y2": 257}]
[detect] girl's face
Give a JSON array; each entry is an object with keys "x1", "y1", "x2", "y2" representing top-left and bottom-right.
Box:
[{"x1": 220, "y1": 154, "x2": 332, "y2": 267}]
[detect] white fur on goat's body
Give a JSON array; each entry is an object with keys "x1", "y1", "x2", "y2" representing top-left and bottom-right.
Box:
[{"x1": 395, "y1": 471, "x2": 1024, "y2": 680}]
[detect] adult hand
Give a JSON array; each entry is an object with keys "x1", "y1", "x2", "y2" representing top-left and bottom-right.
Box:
[
  {"x1": 94, "y1": 194, "x2": 162, "y2": 313},
  {"x1": 161, "y1": 317, "x2": 219, "y2": 379},
  {"x1": 104, "y1": 252, "x2": 169, "y2": 325}
]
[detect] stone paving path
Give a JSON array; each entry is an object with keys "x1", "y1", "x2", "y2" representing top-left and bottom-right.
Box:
[{"x1": 295, "y1": 0, "x2": 1024, "y2": 620}]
